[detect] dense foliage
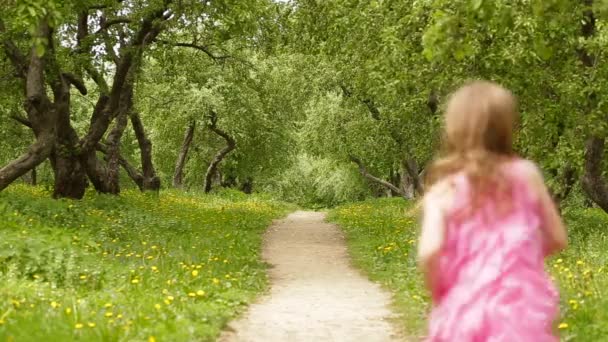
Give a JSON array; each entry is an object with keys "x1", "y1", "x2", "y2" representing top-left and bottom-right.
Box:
[
  {"x1": 329, "y1": 198, "x2": 608, "y2": 341},
  {"x1": 3, "y1": 0, "x2": 608, "y2": 209},
  {"x1": 0, "y1": 185, "x2": 292, "y2": 341}
]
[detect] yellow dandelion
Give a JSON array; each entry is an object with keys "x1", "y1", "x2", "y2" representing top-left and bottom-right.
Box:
[
  {"x1": 197, "y1": 290, "x2": 205, "y2": 296},
  {"x1": 558, "y1": 323, "x2": 568, "y2": 329},
  {"x1": 188, "y1": 292, "x2": 196, "y2": 297},
  {"x1": 191, "y1": 270, "x2": 199, "y2": 277},
  {"x1": 88, "y1": 322, "x2": 96, "y2": 328},
  {"x1": 105, "y1": 312, "x2": 113, "y2": 318},
  {"x1": 154, "y1": 304, "x2": 161, "y2": 310},
  {"x1": 51, "y1": 301, "x2": 60, "y2": 309},
  {"x1": 104, "y1": 303, "x2": 113, "y2": 308},
  {"x1": 148, "y1": 336, "x2": 157, "y2": 342},
  {"x1": 131, "y1": 279, "x2": 140, "y2": 284},
  {"x1": 117, "y1": 314, "x2": 123, "y2": 319},
  {"x1": 75, "y1": 323, "x2": 84, "y2": 329},
  {"x1": 65, "y1": 308, "x2": 72, "y2": 315},
  {"x1": 212, "y1": 278, "x2": 220, "y2": 284},
  {"x1": 167, "y1": 295, "x2": 174, "y2": 301}
]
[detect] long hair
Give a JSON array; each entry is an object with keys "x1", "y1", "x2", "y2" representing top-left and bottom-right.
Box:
[{"x1": 425, "y1": 80, "x2": 519, "y2": 212}]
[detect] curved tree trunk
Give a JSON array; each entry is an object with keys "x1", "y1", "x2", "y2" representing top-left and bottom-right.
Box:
[
  {"x1": 173, "y1": 120, "x2": 196, "y2": 188},
  {"x1": 349, "y1": 154, "x2": 407, "y2": 199},
  {"x1": 204, "y1": 111, "x2": 236, "y2": 193},
  {"x1": 0, "y1": 131, "x2": 55, "y2": 190},
  {"x1": 131, "y1": 112, "x2": 161, "y2": 191}
]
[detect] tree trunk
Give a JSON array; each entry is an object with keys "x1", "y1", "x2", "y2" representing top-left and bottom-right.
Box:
[
  {"x1": 399, "y1": 161, "x2": 415, "y2": 199},
  {"x1": 349, "y1": 154, "x2": 407, "y2": 199},
  {"x1": 403, "y1": 158, "x2": 424, "y2": 196},
  {"x1": 173, "y1": 120, "x2": 196, "y2": 188},
  {"x1": 105, "y1": 79, "x2": 134, "y2": 194},
  {"x1": 240, "y1": 177, "x2": 253, "y2": 194},
  {"x1": 0, "y1": 131, "x2": 55, "y2": 190},
  {"x1": 50, "y1": 73, "x2": 88, "y2": 199},
  {"x1": 0, "y1": 20, "x2": 57, "y2": 191},
  {"x1": 551, "y1": 164, "x2": 577, "y2": 210},
  {"x1": 582, "y1": 137, "x2": 608, "y2": 212},
  {"x1": 96, "y1": 143, "x2": 145, "y2": 190},
  {"x1": 204, "y1": 111, "x2": 236, "y2": 193},
  {"x1": 131, "y1": 112, "x2": 160, "y2": 191},
  {"x1": 22, "y1": 168, "x2": 37, "y2": 185},
  {"x1": 578, "y1": 2, "x2": 608, "y2": 212}
]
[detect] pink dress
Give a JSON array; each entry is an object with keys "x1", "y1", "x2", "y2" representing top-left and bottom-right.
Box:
[{"x1": 426, "y1": 160, "x2": 559, "y2": 341}]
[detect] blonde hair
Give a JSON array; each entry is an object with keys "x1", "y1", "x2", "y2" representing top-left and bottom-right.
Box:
[{"x1": 425, "y1": 80, "x2": 519, "y2": 210}]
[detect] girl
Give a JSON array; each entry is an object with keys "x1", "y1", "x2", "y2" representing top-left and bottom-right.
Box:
[{"x1": 417, "y1": 81, "x2": 567, "y2": 341}]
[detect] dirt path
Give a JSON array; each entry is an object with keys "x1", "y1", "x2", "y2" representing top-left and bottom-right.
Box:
[{"x1": 219, "y1": 211, "x2": 403, "y2": 342}]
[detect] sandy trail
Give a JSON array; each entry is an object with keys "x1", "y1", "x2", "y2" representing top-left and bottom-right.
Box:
[{"x1": 219, "y1": 211, "x2": 403, "y2": 342}]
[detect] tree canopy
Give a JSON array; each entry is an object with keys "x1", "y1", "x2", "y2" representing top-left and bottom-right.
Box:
[{"x1": 2, "y1": 0, "x2": 608, "y2": 210}]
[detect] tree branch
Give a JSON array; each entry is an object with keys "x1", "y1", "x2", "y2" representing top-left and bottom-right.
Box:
[
  {"x1": 10, "y1": 114, "x2": 32, "y2": 128},
  {"x1": 88, "y1": 4, "x2": 110, "y2": 10},
  {"x1": 80, "y1": 2, "x2": 173, "y2": 152},
  {"x1": 95, "y1": 17, "x2": 132, "y2": 34},
  {"x1": 156, "y1": 40, "x2": 231, "y2": 61},
  {"x1": 349, "y1": 154, "x2": 406, "y2": 198},
  {"x1": 62, "y1": 72, "x2": 88, "y2": 95}
]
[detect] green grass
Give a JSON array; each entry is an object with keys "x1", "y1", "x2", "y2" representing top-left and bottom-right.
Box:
[
  {"x1": 329, "y1": 198, "x2": 608, "y2": 341},
  {"x1": 0, "y1": 185, "x2": 294, "y2": 342}
]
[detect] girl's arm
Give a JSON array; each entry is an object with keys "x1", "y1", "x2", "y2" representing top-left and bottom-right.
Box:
[
  {"x1": 525, "y1": 161, "x2": 568, "y2": 255},
  {"x1": 417, "y1": 181, "x2": 451, "y2": 292}
]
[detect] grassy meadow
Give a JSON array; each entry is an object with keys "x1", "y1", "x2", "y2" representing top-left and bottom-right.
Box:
[{"x1": 0, "y1": 185, "x2": 293, "y2": 342}]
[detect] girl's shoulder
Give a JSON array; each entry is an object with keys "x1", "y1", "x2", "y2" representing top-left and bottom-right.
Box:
[
  {"x1": 423, "y1": 176, "x2": 458, "y2": 211},
  {"x1": 505, "y1": 158, "x2": 545, "y2": 184}
]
